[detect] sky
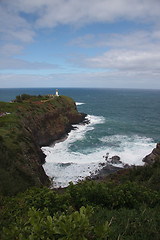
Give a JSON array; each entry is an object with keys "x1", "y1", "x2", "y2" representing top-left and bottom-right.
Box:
[{"x1": 0, "y1": 0, "x2": 160, "y2": 89}]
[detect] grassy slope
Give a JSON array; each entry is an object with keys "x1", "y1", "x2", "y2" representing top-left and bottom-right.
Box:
[{"x1": 0, "y1": 95, "x2": 82, "y2": 196}]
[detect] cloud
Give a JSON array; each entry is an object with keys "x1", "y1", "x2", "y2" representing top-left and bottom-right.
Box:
[
  {"x1": 69, "y1": 30, "x2": 159, "y2": 50},
  {"x1": 85, "y1": 49, "x2": 160, "y2": 72},
  {"x1": 1, "y1": 0, "x2": 160, "y2": 50},
  {"x1": 0, "y1": 43, "x2": 59, "y2": 70},
  {"x1": 1, "y1": 0, "x2": 160, "y2": 30},
  {"x1": 0, "y1": 70, "x2": 160, "y2": 89},
  {"x1": 1, "y1": 0, "x2": 160, "y2": 89},
  {"x1": 0, "y1": 58, "x2": 58, "y2": 70},
  {"x1": 0, "y1": 44, "x2": 24, "y2": 57},
  {"x1": 0, "y1": 3, "x2": 35, "y2": 43},
  {"x1": 34, "y1": 0, "x2": 160, "y2": 28},
  {"x1": 68, "y1": 30, "x2": 160, "y2": 77}
]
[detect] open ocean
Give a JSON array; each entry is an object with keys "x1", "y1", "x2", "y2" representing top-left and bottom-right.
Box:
[{"x1": 1, "y1": 88, "x2": 160, "y2": 187}]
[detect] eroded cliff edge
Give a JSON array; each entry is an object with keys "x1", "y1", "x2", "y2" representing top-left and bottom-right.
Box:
[
  {"x1": 143, "y1": 143, "x2": 160, "y2": 164},
  {"x1": 0, "y1": 95, "x2": 86, "y2": 195}
]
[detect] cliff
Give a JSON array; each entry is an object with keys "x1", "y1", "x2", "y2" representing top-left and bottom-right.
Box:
[
  {"x1": 0, "y1": 95, "x2": 86, "y2": 195},
  {"x1": 143, "y1": 143, "x2": 160, "y2": 164}
]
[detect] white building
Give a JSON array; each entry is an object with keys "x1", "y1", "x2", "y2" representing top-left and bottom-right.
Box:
[{"x1": 56, "y1": 89, "x2": 59, "y2": 96}]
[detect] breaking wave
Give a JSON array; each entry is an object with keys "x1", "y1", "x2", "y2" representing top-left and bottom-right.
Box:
[
  {"x1": 42, "y1": 115, "x2": 155, "y2": 188},
  {"x1": 42, "y1": 114, "x2": 106, "y2": 188},
  {"x1": 76, "y1": 102, "x2": 85, "y2": 105}
]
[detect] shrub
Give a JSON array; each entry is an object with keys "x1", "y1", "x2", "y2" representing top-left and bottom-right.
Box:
[
  {"x1": 2, "y1": 206, "x2": 111, "y2": 240},
  {"x1": 67, "y1": 180, "x2": 160, "y2": 209}
]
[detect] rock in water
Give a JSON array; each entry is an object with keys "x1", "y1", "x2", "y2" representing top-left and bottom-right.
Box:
[{"x1": 109, "y1": 155, "x2": 122, "y2": 164}]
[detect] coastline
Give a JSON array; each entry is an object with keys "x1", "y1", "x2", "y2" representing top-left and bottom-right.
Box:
[
  {"x1": 0, "y1": 94, "x2": 88, "y2": 195},
  {"x1": 47, "y1": 116, "x2": 90, "y2": 148},
  {"x1": 43, "y1": 115, "x2": 146, "y2": 189}
]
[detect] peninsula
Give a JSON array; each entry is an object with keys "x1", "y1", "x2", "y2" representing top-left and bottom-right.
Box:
[{"x1": 0, "y1": 94, "x2": 86, "y2": 195}]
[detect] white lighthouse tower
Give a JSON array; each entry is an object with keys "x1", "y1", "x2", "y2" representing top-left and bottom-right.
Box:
[{"x1": 56, "y1": 89, "x2": 59, "y2": 96}]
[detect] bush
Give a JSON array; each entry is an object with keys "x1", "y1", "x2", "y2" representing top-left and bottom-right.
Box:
[
  {"x1": 15, "y1": 94, "x2": 36, "y2": 102},
  {"x1": 67, "y1": 180, "x2": 160, "y2": 209},
  {"x1": 2, "y1": 206, "x2": 111, "y2": 240}
]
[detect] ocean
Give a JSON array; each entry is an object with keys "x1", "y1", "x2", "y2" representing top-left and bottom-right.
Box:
[{"x1": 1, "y1": 88, "x2": 160, "y2": 187}]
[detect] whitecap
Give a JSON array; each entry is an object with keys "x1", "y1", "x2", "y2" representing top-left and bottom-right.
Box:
[
  {"x1": 42, "y1": 115, "x2": 155, "y2": 188},
  {"x1": 76, "y1": 102, "x2": 85, "y2": 105},
  {"x1": 87, "y1": 114, "x2": 106, "y2": 125},
  {"x1": 99, "y1": 134, "x2": 156, "y2": 166},
  {"x1": 42, "y1": 114, "x2": 106, "y2": 188}
]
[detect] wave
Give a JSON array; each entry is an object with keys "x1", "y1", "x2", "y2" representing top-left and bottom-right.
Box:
[
  {"x1": 76, "y1": 102, "x2": 85, "y2": 105},
  {"x1": 87, "y1": 114, "x2": 105, "y2": 125},
  {"x1": 42, "y1": 115, "x2": 156, "y2": 188},
  {"x1": 99, "y1": 134, "x2": 155, "y2": 166},
  {"x1": 42, "y1": 114, "x2": 106, "y2": 188}
]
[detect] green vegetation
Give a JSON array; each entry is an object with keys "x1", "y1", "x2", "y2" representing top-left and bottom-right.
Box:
[
  {"x1": 111, "y1": 157, "x2": 160, "y2": 192},
  {"x1": 0, "y1": 94, "x2": 160, "y2": 239},
  {"x1": 0, "y1": 163, "x2": 160, "y2": 239},
  {"x1": 2, "y1": 205, "x2": 110, "y2": 240},
  {"x1": 0, "y1": 94, "x2": 82, "y2": 196},
  {"x1": 15, "y1": 94, "x2": 45, "y2": 102},
  {"x1": 0, "y1": 158, "x2": 160, "y2": 239}
]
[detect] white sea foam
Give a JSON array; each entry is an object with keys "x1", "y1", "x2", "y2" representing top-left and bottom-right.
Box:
[
  {"x1": 76, "y1": 102, "x2": 85, "y2": 105},
  {"x1": 99, "y1": 135, "x2": 155, "y2": 166},
  {"x1": 88, "y1": 114, "x2": 105, "y2": 125},
  {"x1": 42, "y1": 114, "x2": 106, "y2": 188},
  {"x1": 42, "y1": 115, "x2": 156, "y2": 188}
]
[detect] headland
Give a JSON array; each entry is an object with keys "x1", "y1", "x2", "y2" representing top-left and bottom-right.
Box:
[{"x1": 0, "y1": 93, "x2": 86, "y2": 195}]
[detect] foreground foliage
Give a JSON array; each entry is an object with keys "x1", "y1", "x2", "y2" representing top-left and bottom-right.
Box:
[
  {"x1": 0, "y1": 162, "x2": 160, "y2": 240},
  {"x1": 2, "y1": 206, "x2": 110, "y2": 240}
]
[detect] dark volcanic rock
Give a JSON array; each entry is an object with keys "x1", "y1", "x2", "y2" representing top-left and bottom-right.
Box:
[
  {"x1": 90, "y1": 164, "x2": 122, "y2": 180},
  {"x1": 24, "y1": 106, "x2": 86, "y2": 148},
  {"x1": 109, "y1": 155, "x2": 122, "y2": 164},
  {"x1": 23, "y1": 101, "x2": 87, "y2": 185},
  {"x1": 67, "y1": 112, "x2": 87, "y2": 125},
  {"x1": 143, "y1": 143, "x2": 160, "y2": 164}
]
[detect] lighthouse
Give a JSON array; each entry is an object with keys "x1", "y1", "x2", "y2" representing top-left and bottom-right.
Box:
[{"x1": 56, "y1": 89, "x2": 59, "y2": 96}]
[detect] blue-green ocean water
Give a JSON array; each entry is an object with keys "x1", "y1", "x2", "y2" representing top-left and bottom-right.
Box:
[{"x1": 1, "y1": 88, "x2": 160, "y2": 187}]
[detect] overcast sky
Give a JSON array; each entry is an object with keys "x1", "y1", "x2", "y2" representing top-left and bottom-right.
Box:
[{"x1": 0, "y1": 0, "x2": 160, "y2": 89}]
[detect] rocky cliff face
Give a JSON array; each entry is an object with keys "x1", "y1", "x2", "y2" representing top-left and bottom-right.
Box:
[
  {"x1": 0, "y1": 95, "x2": 86, "y2": 195},
  {"x1": 143, "y1": 143, "x2": 160, "y2": 164},
  {"x1": 23, "y1": 99, "x2": 86, "y2": 147},
  {"x1": 19, "y1": 96, "x2": 87, "y2": 186}
]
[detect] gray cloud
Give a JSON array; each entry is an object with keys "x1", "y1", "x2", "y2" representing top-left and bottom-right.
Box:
[
  {"x1": 69, "y1": 30, "x2": 160, "y2": 77},
  {"x1": 0, "y1": 70, "x2": 160, "y2": 89},
  {"x1": 34, "y1": 0, "x2": 160, "y2": 28},
  {"x1": 86, "y1": 49, "x2": 160, "y2": 72},
  {"x1": 0, "y1": 58, "x2": 59, "y2": 70},
  {"x1": 0, "y1": 44, "x2": 24, "y2": 57},
  {"x1": 1, "y1": 0, "x2": 160, "y2": 30},
  {"x1": 69, "y1": 30, "x2": 160, "y2": 50},
  {"x1": 0, "y1": 4, "x2": 35, "y2": 43}
]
